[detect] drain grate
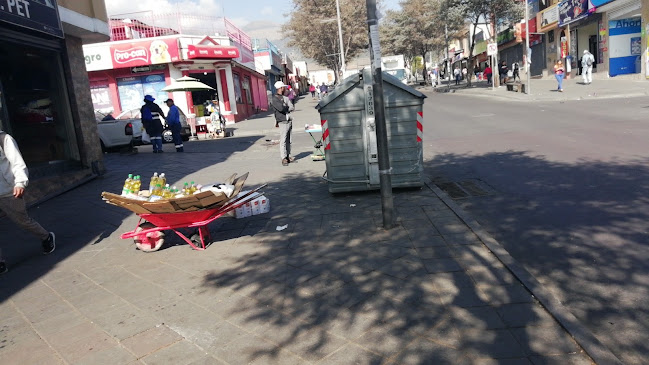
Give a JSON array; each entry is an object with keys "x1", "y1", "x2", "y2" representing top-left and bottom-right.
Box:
[{"x1": 435, "y1": 179, "x2": 495, "y2": 199}]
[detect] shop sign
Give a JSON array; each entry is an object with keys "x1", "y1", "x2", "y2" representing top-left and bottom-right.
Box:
[
  {"x1": 84, "y1": 45, "x2": 113, "y2": 72},
  {"x1": 90, "y1": 85, "x2": 112, "y2": 113},
  {"x1": 187, "y1": 44, "x2": 240, "y2": 59},
  {"x1": 561, "y1": 36, "x2": 568, "y2": 58},
  {"x1": 131, "y1": 65, "x2": 166, "y2": 74},
  {"x1": 590, "y1": 0, "x2": 615, "y2": 7},
  {"x1": 110, "y1": 38, "x2": 180, "y2": 68},
  {"x1": 538, "y1": 5, "x2": 559, "y2": 31},
  {"x1": 0, "y1": 0, "x2": 63, "y2": 38},
  {"x1": 497, "y1": 28, "x2": 516, "y2": 45},
  {"x1": 558, "y1": 0, "x2": 589, "y2": 27}
]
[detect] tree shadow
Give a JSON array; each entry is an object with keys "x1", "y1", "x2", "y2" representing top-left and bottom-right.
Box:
[{"x1": 427, "y1": 150, "x2": 649, "y2": 364}]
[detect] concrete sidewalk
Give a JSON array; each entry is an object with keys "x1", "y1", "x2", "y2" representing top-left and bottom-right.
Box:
[
  {"x1": 423, "y1": 77, "x2": 649, "y2": 102},
  {"x1": 0, "y1": 96, "x2": 612, "y2": 364}
]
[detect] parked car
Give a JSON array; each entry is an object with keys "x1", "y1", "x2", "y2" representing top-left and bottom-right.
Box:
[
  {"x1": 116, "y1": 108, "x2": 191, "y2": 144},
  {"x1": 95, "y1": 111, "x2": 142, "y2": 152}
]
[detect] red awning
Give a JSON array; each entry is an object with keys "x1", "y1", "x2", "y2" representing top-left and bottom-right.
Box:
[{"x1": 187, "y1": 44, "x2": 240, "y2": 59}]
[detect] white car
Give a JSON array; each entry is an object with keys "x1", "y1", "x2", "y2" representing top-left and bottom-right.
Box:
[
  {"x1": 116, "y1": 108, "x2": 191, "y2": 144},
  {"x1": 96, "y1": 111, "x2": 143, "y2": 151}
]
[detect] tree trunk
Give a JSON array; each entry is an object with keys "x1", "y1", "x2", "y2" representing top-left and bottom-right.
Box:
[{"x1": 421, "y1": 52, "x2": 427, "y2": 83}]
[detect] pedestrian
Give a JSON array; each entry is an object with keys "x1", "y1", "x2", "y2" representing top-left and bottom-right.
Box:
[
  {"x1": 270, "y1": 81, "x2": 295, "y2": 166},
  {"x1": 309, "y1": 84, "x2": 316, "y2": 99},
  {"x1": 474, "y1": 65, "x2": 481, "y2": 80},
  {"x1": 484, "y1": 64, "x2": 492, "y2": 84},
  {"x1": 462, "y1": 67, "x2": 468, "y2": 82},
  {"x1": 554, "y1": 60, "x2": 565, "y2": 92},
  {"x1": 319, "y1": 83, "x2": 328, "y2": 98},
  {"x1": 499, "y1": 61, "x2": 508, "y2": 86},
  {"x1": 294, "y1": 82, "x2": 300, "y2": 96},
  {"x1": 0, "y1": 130, "x2": 56, "y2": 275},
  {"x1": 208, "y1": 100, "x2": 225, "y2": 138},
  {"x1": 581, "y1": 50, "x2": 594, "y2": 85},
  {"x1": 164, "y1": 99, "x2": 184, "y2": 152},
  {"x1": 511, "y1": 61, "x2": 521, "y2": 82},
  {"x1": 141, "y1": 95, "x2": 165, "y2": 153},
  {"x1": 454, "y1": 67, "x2": 461, "y2": 85},
  {"x1": 287, "y1": 85, "x2": 296, "y2": 106}
]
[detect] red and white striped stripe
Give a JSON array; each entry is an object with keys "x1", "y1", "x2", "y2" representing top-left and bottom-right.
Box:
[
  {"x1": 416, "y1": 112, "x2": 423, "y2": 142},
  {"x1": 321, "y1": 119, "x2": 331, "y2": 150}
]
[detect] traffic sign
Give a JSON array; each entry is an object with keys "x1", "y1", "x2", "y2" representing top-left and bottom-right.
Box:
[{"x1": 487, "y1": 43, "x2": 498, "y2": 56}]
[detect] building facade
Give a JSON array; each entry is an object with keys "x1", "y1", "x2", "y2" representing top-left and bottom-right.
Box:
[
  {"x1": 84, "y1": 15, "x2": 268, "y2": 125},
  {"x1": 0, "y1": 0, "x2": 111, "y2": 203}
]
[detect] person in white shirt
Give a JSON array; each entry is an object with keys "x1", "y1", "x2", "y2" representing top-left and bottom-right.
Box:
[
  {"x1": 0, "y1": 131, "x2": 55, "y2": 274},
  {"x1": 581, "y1": 50, "x2": 595, "y2": 85}
]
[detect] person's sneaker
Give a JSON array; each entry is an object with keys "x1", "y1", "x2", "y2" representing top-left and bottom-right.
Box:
[
  {"x1": 42, "y1": 232, "x2": 56, "y2": 255},
  {"x1": 0, "y1": 261, "x2": 7, "y2": 275},
  {"x1": 282, "y1": 158, "x2": 289, "y2": 166},
  {"x1": 288, "y1": 156, "x2": 296, "y2": 163}
]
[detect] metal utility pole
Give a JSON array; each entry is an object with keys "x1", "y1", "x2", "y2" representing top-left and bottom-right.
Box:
[
  {"x1": 336, "y1": 0, "x2": 346, "y2": 79},
  {"x1": 366, "y1": 0, "x2": 394, "y2": 229},
  {"x1": 524, "y1": 0, "x2": 531, "y2": 94}
]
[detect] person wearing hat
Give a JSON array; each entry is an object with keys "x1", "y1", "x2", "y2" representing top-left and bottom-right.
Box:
[
  {"x1": 164, "y1": 98, "x2": 183, "y2": 152},
  {"x1": 270, "y1": 81, "x2": 295, "y2": 166},
  {"x1": 141, "y1": 95, "x2": 165, "y2": 153}
]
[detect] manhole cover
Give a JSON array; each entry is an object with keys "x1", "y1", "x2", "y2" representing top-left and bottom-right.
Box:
[{"x1": 435, "y1": 179, "x2": 495, "y2": 199}]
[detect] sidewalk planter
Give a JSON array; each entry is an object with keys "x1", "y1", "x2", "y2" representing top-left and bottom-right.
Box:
[{"x1": 316, "y1": 69, "x2": 426, "y2": 193}]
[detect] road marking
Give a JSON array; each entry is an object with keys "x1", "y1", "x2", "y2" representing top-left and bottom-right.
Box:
[{"x1": 471, "y1": 113, "x2": 495, "y2": 118}]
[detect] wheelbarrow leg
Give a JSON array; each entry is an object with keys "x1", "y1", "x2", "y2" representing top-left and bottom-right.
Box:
[{"x1": 198, "y1": 225, "x2": 210, "y2": 250}]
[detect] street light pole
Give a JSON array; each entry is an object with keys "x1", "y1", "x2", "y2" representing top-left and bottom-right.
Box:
[
  {"x1": 525, "y1": 0, "x2": 530, "y2": 95},
  {"x1": 335, "y1": 0, "x2": 346, "y2": 80},
  {"x1": 366, "y1": 0, "x2": 394, "y2": 229}
]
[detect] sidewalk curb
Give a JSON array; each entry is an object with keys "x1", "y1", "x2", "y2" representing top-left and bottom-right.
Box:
[{"x1": 425, "y1": 181, "x2": 624, "y2": 365}]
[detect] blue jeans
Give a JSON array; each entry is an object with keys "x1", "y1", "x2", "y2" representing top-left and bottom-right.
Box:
[
  {"x1": 555, "y1": 74, "x2": 564, "y2": 90},
  {"x1": 150, "y1": 134, "x2": 162, "y2": 152}
]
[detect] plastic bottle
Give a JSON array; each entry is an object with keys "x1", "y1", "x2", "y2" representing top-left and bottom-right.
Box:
[
  {"x1": 149, "y1": 172, "x2": 159, "y2": 191},
  {"x1": 182, "y1": 182, "x2": 190, "y2": 195},
  {"x1": 151, "y1": 183, "x2": 163, "y2": 197},
  {"x1": 163, "y1": 184, "x2": 172, "y2": 199},
  {"x1": 189, "y1": 181, "x2": 197, "y2": 194},
  {"x1": 159, "y1": 173, "x2": 167, "y2": 188},
  {"x1": 132, "y1": 175, "x2": 141, "y2": 194},
  {"x1": 122, "y1": 174, "x2": 133, "y2": 196}
]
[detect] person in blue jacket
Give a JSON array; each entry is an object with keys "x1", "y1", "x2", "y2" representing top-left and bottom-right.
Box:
[{"x1": 165, "y1": 98, "x2": 184, "y2": 152}]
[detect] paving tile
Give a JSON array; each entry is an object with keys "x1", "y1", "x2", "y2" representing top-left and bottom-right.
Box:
[
  {"x1": 73, "y1": 345, "x2": 137, "y2": 365},
  {"x1": 443, "y1": 232, "x2": 483, "y2": 246},
  {"x1": 182, "y1": 320, "x2": 249, "y2": 350},
  {"x1": 91, "y1": 305, "x2": 160, "y2": 340},
  {"x1": 422, "y1": 258, "x2": 464, "y2": 273},
  {"x1": 495, "y1": 303, "x2": 558, "y2": 328},
  {"x1": 415, "y1": 245, "x2": 456, "y2": 259},
  {"x1": 20, "y1": 301, "x2": 74, "y2": 325},
  {"x1": 0, "y1": 325, "x2": 45, "y2": 354},
  {"x1": 477, "y1": 284, "x2": 536, "y2": 306},
  {"x1": 120, "y1": 325, "x2": 183, "y2": 358},
  {"x1": 54, "y1": 325, "x2": 116, "y2": 363},
  {"x1": 376, "y1": 258, "x2": 426, "y2": 279},
  {"x1": 353, "y1": 321, "x2": 419, "y2": 358},
  {"x1": 385, "y1": 336, "x2": 468, "y2": 365},
  {"x1": 186, "y1": 355, "x2": 227, "y2": 365},
  {"x1": 466, "y1": 265, "x2": 519, "y2": 286},
  {"x1": 435, "y1": 285, "x2": 490, "y2": 308},
  {"x1": 281, "y1": 328, "x2": 347, "y2": 362},
  {"x1": 32, "y1": 310, "x2": 88, "y2": 338},
  {"x1": 458, "y1": 328, "x2": 527, "y2": 359},
  {"x1": 140, "y1": 340, "x2": 207, "y2": 365},
  {"x1": 409, "y1": 235, "x2": 447, "y2": 248},
  {"x1": 210, "y1": 333, "x2": 280, "y2": 365},
  {"x1": 427, "y1": 271, "x2": 477, "y2": 291},
  {"x1": 320, "y1": 343, "x2": 385, "y2": 365},
  {"x1": 0, "y1": 342, "x2": 64, "y2": 365},
  {"x1": 447, "y1": 306, "x2": 507, "y2": 330},
  {"x1": 529, "y1": 353, "x2": 594, "y2": 365},
  {"x1": 510, "y1": 326, "x2": 581, "y2": 356}
]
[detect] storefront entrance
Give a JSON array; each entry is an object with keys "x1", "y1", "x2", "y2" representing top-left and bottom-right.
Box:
[
  {"x1": 189, "y1": 71, "x2": 219, "y2": 116},
  {"x1": 0, "y1": 39, "x2": 79, "y2": 173}
]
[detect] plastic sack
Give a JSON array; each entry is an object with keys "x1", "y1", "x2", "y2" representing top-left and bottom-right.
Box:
[{"x1": 141, "y1": 129, "x2": 151, "y2": 144}]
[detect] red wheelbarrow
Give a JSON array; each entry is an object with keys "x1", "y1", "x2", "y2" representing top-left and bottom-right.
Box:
[{"x1": 119, "y1": 187, "x2": 265, "y2": 252}]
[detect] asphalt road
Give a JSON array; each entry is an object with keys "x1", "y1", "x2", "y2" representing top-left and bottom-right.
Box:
[{"x1": 422, "y1": 91, "x2": 649, "y2": 365}]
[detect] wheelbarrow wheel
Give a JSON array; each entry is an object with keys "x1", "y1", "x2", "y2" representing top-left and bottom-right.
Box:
[{"x1": 134, "y1": 223, "x2": 165, "y2": 252}]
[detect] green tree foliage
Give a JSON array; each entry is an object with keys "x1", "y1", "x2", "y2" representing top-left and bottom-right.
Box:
[
  {"x1": 380, "y1": 0, "x2": 465, "y2": 83},
  {"x1": 283, "y1": 0, "x2": 368, "y2": 83}
]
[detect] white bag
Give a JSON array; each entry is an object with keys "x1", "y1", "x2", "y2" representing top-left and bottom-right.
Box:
[{"x1": 141, "y1": 129, "x2": 150, "y2": 144}]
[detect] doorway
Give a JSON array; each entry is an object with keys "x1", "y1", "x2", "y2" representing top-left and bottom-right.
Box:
[{"x1": 589, "y1": 35, "x2": 598, "y2": 69}]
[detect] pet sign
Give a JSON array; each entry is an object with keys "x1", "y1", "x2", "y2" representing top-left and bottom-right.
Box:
[
  {"x1": 0, "y1": 0, "x2": 63, "y2": 38},
  {"x1": 110, "y1": 38, "x2": 180, "y2": 69}
]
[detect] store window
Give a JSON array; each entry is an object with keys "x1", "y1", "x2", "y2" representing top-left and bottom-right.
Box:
[
  {"x1": 91, "y1": 85, "x2": 113, "y2": 114},
  {"x1": 233, "y1": 73, "x2": 243, "y2": 104},
  {"x1": 242, "y1": 76, "x2": 253, "y2": 105},
  {"x1": 117, "y1": 74, "x2": 167, "y2": 113},
  {"x1": 0, "y1": 41, "x2": 78, "y2": 166}
]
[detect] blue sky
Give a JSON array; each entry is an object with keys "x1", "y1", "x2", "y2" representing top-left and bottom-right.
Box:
[{"x1": 106, "y1": 0, "x2": 402, "y2": 27}]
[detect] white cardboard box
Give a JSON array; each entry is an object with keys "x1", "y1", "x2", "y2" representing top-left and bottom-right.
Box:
[
  {"x1": 234, "y1": 201, "x2": 252, "y2": 219},
  {"x1": 251, "y1": 195, "x2": 270, "y2": 215}
]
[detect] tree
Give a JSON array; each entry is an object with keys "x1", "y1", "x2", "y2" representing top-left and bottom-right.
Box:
[
  {"x1": 453, "y1": 0, "x2": 524, "y2": 86},
  {"x1": 380, "y1": 0, "x2": 465, "y2": 84},
  {"x1": 283, "y1": 0, "x2": 367, "y2": 84}
]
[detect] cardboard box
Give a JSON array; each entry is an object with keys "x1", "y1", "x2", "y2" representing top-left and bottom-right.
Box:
[
  {"x1": 234, "y1": 201, "x2": 252, "y2": 219},
  {"x1": 251, "y1": 195, "x2": 270, "y2": 215}
]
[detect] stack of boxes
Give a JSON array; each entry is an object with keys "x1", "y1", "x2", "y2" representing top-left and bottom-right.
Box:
[{"x1": 234, "y1": 192, "x2": 270, "y2": 219}]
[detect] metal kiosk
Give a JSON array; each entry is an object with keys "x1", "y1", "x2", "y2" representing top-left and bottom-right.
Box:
[{"x1": 316, "y1": 69, "x2": 426, "y2": 193}]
